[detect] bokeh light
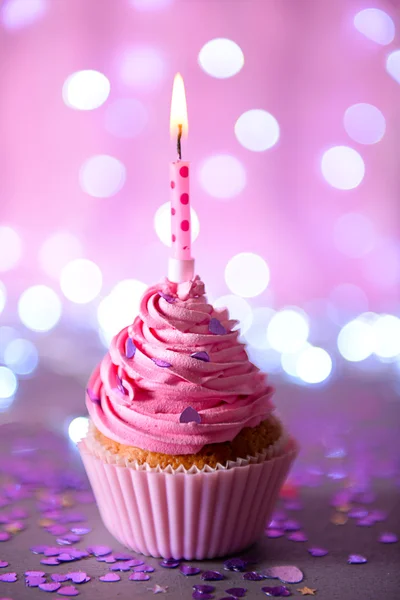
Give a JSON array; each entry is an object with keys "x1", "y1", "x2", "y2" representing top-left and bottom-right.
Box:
[
  {"x1": 235, "y1": 109, "x2": 280, "y2": 152},
  {"x1": 362, "y1": 238, "x2": 400, "y2": 289},
  {"x1": 281, "y1": 342, "x2": 311, "y2": 378},
  {"x1": 120, "y1": 47, "x2": 165, "y2": 91},
  {"x1": 337, "y1": 317, "x2": 374, "y2": 362},
  {"x1": 60, "y1": 259, "x2": 102, "y2": 304},
  {"x1": 0, "y1": 281, "x2": 6, "y2": 315},
  {"x1": 321, "y1": 146, "x2": 365, "y2": 190},
  {"x1": 243, "y1": 307, "x2": 275, "y2": 349},
  {"x1": 333, "y1": 212, "x2": 376, "y2": 258},
  {"x1": 328, "y1": 283, "x2": 369, "y2": 326},
  {"x1": 373, "y1": 315, "x2": 400, "y2": 359},
  {"x1": 104, "y1": 98, "x2": 148, "y2": 138},
  {"x1": 0, "y1": 366, "x2": 18, "y2": 400},
  {"x1": 39, "y1": 231, "x2": 83, "y2": 279},
  {"x1": 296, "y1": 346, "x2": 332, "y2": 384},
  {"x1": 79, "y1": 155, "x2": 126, "y2": 198},
  {"x1": 0, "y1": 327, "x2": 18, "y2": 363},
  {"x1": 213, "y1": 295, "x2": 252, "y2": 332},
  {"x1": 199, "y1": 155, "x2": 246, "y2": 199},
  {"x1": 18, "y1": 285, "x2": 62, "y2": 332},
  {"x1": 225, "y1": 253, "x2": 270, "y2": 298},
  {"x1": 62, "y1": 70, "x2": 110, "y2": 111},
  {"x1": 354, "y1": 8, "x2": 395, "y2": 46},
  {"x1": 247, "y1": 347, "x2": 281, "y2": 374},
  {"x1": 386, "y1": 50, "x2": 400, "y2": 84},
  {"x1": 68, "y1": 416, "x2": 89, "y2": 443},
  {"x1": 344, "y1": 103, "x2": 386, "y2": 145},
  {"x1": 154, "y1": 202, "x2": 199, "y2": 247},
  {"x1": 267, "y1": 308, "x2": 309, "y2": 353},
  {"x1": 97, "y1": 279, "x2": 147, "y2": 342},
  {"x1": 4, "y1": 338, "x2": 39, "y2": 376},
  {"x1": 1, "y1": 0, "x2": 47, "y2": 30},
  {"x1": 198, "y1": 38, "x2": 244, "y2": 79},
  {"x1": 0, "y1": 226, "x2": 22, "y2": 272}
]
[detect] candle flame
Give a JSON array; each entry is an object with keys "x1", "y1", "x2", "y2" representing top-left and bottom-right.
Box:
[{"x1": 170, "y1": 73, "x2": 188, "y2": 139}]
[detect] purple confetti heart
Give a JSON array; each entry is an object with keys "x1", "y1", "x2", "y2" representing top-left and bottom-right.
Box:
[
  {"x1": 152, "y1": 358, "x2": 172, "y2": 368},
  {"x1": 224, "y1": 558, "x2": 247, "y2": 572},
  {"x1": 308, "y1": 547, "x2": 328, "y2": 557},
  {"x1": 99, "y1": 573, "x2": 120, "y2": 582},
  {"x1": 68, "y1": 550, "x2": 88, "y2": 559},
  {"x1": 0, "y1": 564, "x2": 8, "y2": 569},
  {"x1": 225, "y1": 588, "x2": 247, "y2": 597},
  {"x1": 263, "y1": 566, "x2": 303, "y2": 584},
  {"x1": 126, "y1": 559, "x2": 145, "y2": 567},
  {"x1": 159, "y1": 559, "x2": 180, "y2": 569},
  {"x1": 48, "y1": 525, "x2": 68, "y2": 536},
  {"x1": 51, "y1": 574, "x2": 70, "y2": 583},
  {"x1": 57, "y1": 534, "x2": 80, "y2": 545},
  {"x1": 201, "y1": 571, "x2": 225, "y2": 581},
  {"x1": 69, "y1": 573, "x2": 87, "y2": 584},
  {"x1": 379, "y1": 532, "x2": 398, "y2": 544},
  {"x1": 86, "y1": 388, "x2": 100, "y2": 405},
  {"x1": 25, "y1": 571, "x2": 45, "y2": 577},
  {"x1": 87, "y1": 545, "x2": 112, "y2": 557},
  {"x1": 57, "y1": 586, "x2": 80, "y2": 596},
  {"x1": 57, "y1": 554, "x2": 76, "y2": 562},
  {"x1": 287, "y1": 531, "x2": 308, "y2": 542},
  {"x1": 262, "y1": 586, "x2": 292, "y2": 597},
  {"x1": 113, "y1": 552, "x2": 134, "y2": 561},
  {"x1": 0, "y1": 534, "x2": 10, "y2": 543},
  {"x1": 97, "y1": 556, "x2": 115, "y2": 564},
  {"x1": 193, "y1": 584, "x2": 215, "y2": 594},
  {"x1": 129, "y1": 572, "x2": 150, "y2": 581},
  {"x1": 266, "y1": 529, "x2": 284, "y2": 539},
  {"x1": 132, "y1": 564, "x2": 154, "y2": 573},
  {"x1": 369, "y1": 509, "x2": 387, "y2": 522},
  {"x1": 110, "y1": 562, "x2": 131, "y2": 572},
  {"x1": 44, "y1": 547, "x2": 61, "y2": 557},
  {"x1": 70, "y1": 528, "x2": 90, "y2": 536},
  {"x1": 41, "y1": 558, "x2": 60, "y2": 566},
  {"x1": 25, "y1": 576, "x2": 46, "y2": 587},
  {"x1": 209, "y1": 317, "x2": 227, "y2": 335},
  {"x1": 348, "y1": 554, "x2": 367, "y2": 564},
  {"x1": 357, "y1": 517, "x2": 374, "y2": 527},
  {"x1": 180, "y1": 565, "x2": 201, "y2": 576},
  {"x1": 0, "y1": 573, "x2": 16, "y2": 583},
  {"x1": 243, "y1": 571, "x2": 265, "y2": 581},
  {"x1": 348, "y1": 508, "x2": 368, "y2": 519},
  {"x1": 159, "y1": 292, "x2": 176, "y2": 304},
  {"x1": 116, "y1": 374, "x2": 127, "y2": 395},
  {"x1": 283, "y1": 519, "x2": 301, "y2": 532},
  {"x1": 125, "y1": 338, "x2": 136, "y2": 359},
  {"x1": 39, "y1": 582, "x2": 61, "y2": 592},
  {"x1": 179, "y1": 406, "x2": 201, "y2": 424},
  {"x1": 193, "y1": 593, "x2": 214, "y2": 600},
  {"x1": 191, "y1": 351, "x2": 210, "y2": 362}
]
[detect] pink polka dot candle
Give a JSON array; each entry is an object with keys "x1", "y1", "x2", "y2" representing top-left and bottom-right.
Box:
[{"x1": 168, "y1": 74, "x2": 195, "y2": 283}]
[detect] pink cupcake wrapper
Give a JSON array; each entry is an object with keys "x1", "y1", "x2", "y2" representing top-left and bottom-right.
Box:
[{"x1": 79, "y1": 435, "x2": 297, "y2": 560}]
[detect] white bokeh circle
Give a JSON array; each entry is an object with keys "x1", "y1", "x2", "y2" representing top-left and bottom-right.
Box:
[
  {"x1": 373, "y1": 315, "x2": 400, "y2": 359},
  {"x1": 1, "y1": 0, "x2": 48, "y2": 30},
  {"x1": 267, "y1": 308, "x2": 309, "y2": 353},
  {"x1": 243, "y1": 307, "x2": 275, "y2": 350},
  {"x1": 354, "y1": 8, "x2": 395, "y2": 46},
  {"x1": 4, "y1": 338, "x2": 38, "y2": 376},
  {"x1": 0, "y1": 366, "x2": 18, "y2": 400},
  {"x1": 296, "y1": 346, "x2": 332, "y2": 384},
  {"x1": 68, "y1": 416, "x2": 89, "y2": 443},
  {"x1": 0, "y1": 282, "x2": 6, "y2": 315},
  {"x1": 97, "y1": 279, "x2": 148, "y2": 341},
  {"x1": 386, "y1": 50, "x2": 400, "y2": 84},
  {"x1": 0, "y1": 226, "x2": 22, "y2": 272},
  {"x1": 199, "y1": 155, "x2": 246, "y2": 199},
  {"x1": 60, "y1": 259, "x2": 103, "y2": 304},
  {"x1": 63, "y1": 70, "x2": 110, "y2": 111},
  {"x1": 154, "y1": 202, "x2": 199, "y2": 247},
  {"x1": 235, "y1": 109, "x2": 280, "y2": 152},
  {"x1": 321, "y1": 146, "x2": 365, "y2": 190},
  {"x1": 198, "y1": 38, "x2": 244, "y2": 79},
  {"x1": 80, "y1": 155, "x2": 126, "y2": 198},
  {"x1": 333, "y1": 212, "x2": 376, "y2": 258},
  {"x1": 18, "y1": 285, "x2": 62, "y2": 332},
  {"x1": 225, "y1": 253, "x2": 270, "y2": 298},
  {"x1": 344, "y1": 103, "x2": 386, "y2": 145},
  {"x1": 39, "y1": 231, "x2": 83, "y2": 279},
  {"x1": 213, "y1": 295, "x2": 253, "y2": 332},
  {"x1": 337, "y1": 318, "x2": 374, "y2": 362}
]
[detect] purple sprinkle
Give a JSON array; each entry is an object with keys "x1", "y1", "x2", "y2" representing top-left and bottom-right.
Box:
[
  {"x1": 193, "y1": 584, "x2": 215, "y2": 593},
  {"x1": 159, "y1": 292, "x2": 176, "y2": 304},
  {"x1": 110, "y1": 562, "x2": 131, "y2": 572},
  {"x1": 99, "y1": 573, "x2": 120, "y2": 582},
  {"x1": 369, "y1": 509, "x2": 387, "y2": 522},
  {"x1": 69, "y1": 573, "x2": 87, "y2": 584},
  {"x1": 193, "y1": 593, "x2": 214, "y2": 600},
  {"x1": 180, "y1": 565, "x2": 201, "y2": 576},
  {"x1": 125, "y1": 338, "x2": 136, "y2": 359},
  {"x1": 25, "y1": 571, "x2": 45, "y2": 577},
  {"x1": 132, "y1": 564, "x2": 154, "y2": 573},
  {"x1": 86, "y1": 388, "x2": 101, "y2": 405},
  {"x1": 159, "y1": 559, "x2": 180, "y2": 569},
  {"x1": 113, "y1": 552, "x2": 134, "y2": 561},
  {"x1": 126, "y1": 559, "x2": 145, "y2": 567},
  {"x1": 379, "y1": 532, "x2": 398, "y2": 544},
  {"x1": 267, "y1": 519, "x2": 282, "y2": 529},
  {"x1": 348, "y1": 554, "x2": 367, "y2": 564},
  {"x1": 266, "y1": 529, "x2": 284, "y2": 539},
  {"x1": 116, "y1": 374, "x2": 127, "y2": 395},
  {"x1": 152, "y1": 358, "x2": 172, "y2": 368},
  {"x1": 96, "y1": 556, "x2": 116, "y2": 564},
  {"x1": 225, "y1": 588, "x2": 247, "y2": 597},
  {"x1": 308, "y1": 547, "x2": 329, "y2": 557},
  {"x1": 57, "y1": 586, "x2": 80, "y2": 596},
  {"x1": 57, "y1": 554, "x2": 77, "y2": 563},
  {"x1": 356, "y1": 517, "x2": 374, "y2": 527},
  {"x1": 87, "y1": 545, "x2": 112, "y2": 557},
  {"x1": 209, "y1": 317, "x2": 227, "y2": 335},
  {"x1": 243, "y1": 572, "x2": 265, "y2": 581},
  {"x1": 262, "y1": 586, "x2": 292, "y2": 597},
  {"x1": 67, "y1": 550, "x2": 88, "y2": 559},
  {"x1": 263, "y1": 566, "x2": 303, "y2": 584},
  {"x1": 41, "y1": 558, "x2": 60, "y2": 566},
  {"x1": 0, "y1": 573, "x2": 16, "y2": 583},
  {"x1": 48, "y1": 525, "x2": 68, "y2": 536},
  {"x1": 57, "y1": 534, "x2": 81, "y2": 545},
  {"x1": 51, "y1": 574, "x2": 70, "y2": 583},
  {"x1": 224, "y1": 558, "x2": 247, "y2": 572},
  {"x1": 70, "y1": 528, "x2": 90, "y2": 536},
  {"x1": 0, "y1": 534, "x2": 10, "y2": 543},
  {"x1": 348, "y1": 508, "x2": 368, "y2": 519},
  {"x1": 39, "y1": 582, "x2": 61, "y2": 592},
  {"x1": 44, "y1": 547, "x2": 61, "y2": 557},
  {"x1": 179, "y1": 406, "x2": 201, "y2": 424},
  {"x1": 283, "y1": 519, "x2": 301, "y2": 532},
  {"x1": 287, "y1": 531, "x2": 308, "y2": 542},
  {"x1": 191, "y1": 351, "x2": 210, "y2": 362},
  {"x1": 201, "y1": 571, "x2": 225, "y2": 581},
  {"x1": 129, "y1": 572, "x2": 150, "y2": 581},
  {"x1": 25, "y1": 576, "x2": 47, "y2": 587}
]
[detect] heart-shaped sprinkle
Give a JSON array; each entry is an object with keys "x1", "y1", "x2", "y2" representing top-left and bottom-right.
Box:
[
  {"x1": 44, "y1": 547, "x2": 60, "y2": 557},
  {"x1": 191, "y1": 351, "x2": 210, "y2": 362},
  {"x1": 193, "y1": 584, "x2": 215, "y2": 594},
  {"x1": 57, "y1": 534, "x2": 80, "y2": 545},
  {"x1": 283, "y1": 519, "x2": 301, "y2": 532},
  {"x1": 25, "y1": 571, "x2": 45, "y2": 577},
  {"x1": 69, "y1": 573, "x2": 87, "y2": 584},
  {"x1": 86, "y1": 388, "x2": 101, "y2": 405},
  {"x1": 110, "y1": 562, "x2": 131, "y2": 572},
  {"x1": 179, "y1": 565, "x2": 201, "y2": 576},
  {"x1": 159, "y1": 292, "x2": 176, "y2": 304},
  {"x1": 116, "y1": 374, "x2": 127, "y2": 395},
  {"x1": 113, "y1": 553, "x2": 134, "y2": 561},
  {"x1": 57, "y1": 586, "x2": 80, "y2": 596},
  {"x1": 209, "y1": 317, "x2": 227, "y2": 335},
  {"x1": 379, "y1": 532, "x2": 398, "y2": 544},
  {"x1": 192, "y1": 593, "x2": 213, "y2": 600},
  {"x1": 243, "y1": 571, "x2": 265, "y2": 581},
  {"x1": 159, "y1": 559, "x2": 180, "y2": 569},
  {"x1": 57, "y1": 554, "x2": 76, "y2": 562},
  {"x1": 41, "y1": 558, "x2": 60, "y2": 566},
  {"x1": 87, "y1": 545, "x2": 112, "y2": 556},
  {"x1": 51, "y1": 574, "x2": 69, "y2": 583},
  {"x1": 266, "y1": 529, "x2": 284, "y2": 539},
  {"x1": 132, "y1": 565, "x2": 154, "y2": 573},
  {"x1": 201, "y1": 571, "x2": 225, "y2": 581},
  {"x1": 25, "y1": 576, "x2": 46, "y2": 587},
  {"x1": 99, "y1": 573, "x2": 120, "y2": 582},
  {"x1": 129, "y1": 572, "x2": 150, "y2": 581},
  {"x1": 0, "y1": 563, "x2": 8, "y2": 569},
  {"x1": 97, "y1": 556, "x2": 115, "y2": 564},
  {"x1": 126, "y1": 559, "x2": 145, "y2": 567},
  {"x1": 179, "y1": 407, "x2": 201, "y2": 424},
  {"x1": 263, "y1": 566, "x2": 303, "y2": 584},
  {"x1": 308, "y1": 547, "x2": 328, "y2": 557},
  {"x1": 152, "y1": 358, "x2": 172, "y2": 368},
  {"x1": 125, "y1": 338, "x2": 136, "y2": 359},
  {"x1": 261, "y1": 586, "x2": 292, "y2": 597},
  {"x1": 225, "y1": 588, "x2": 247, "y2": 597},
  {"x1": 0, "y1": 533, "x2": 10, "y2": 542},
  {"x1": 224, "y1": 558, "x2": 247, "y2": 572},
  {"x1": 39, "y1": 582, "x2": 61, "y2": 592},
  {"x1": 348, "y1": 554, "x2": 367, "y2": 564},
  {"x1": 30, "y1": 545, "x2": 48, "y2": 554},
  {"x1": 287, "y1": 531, "x2": 308, "y2": 542},
  {"x1": 0, "y1": 573, "x2": 17, "y2": 583}
]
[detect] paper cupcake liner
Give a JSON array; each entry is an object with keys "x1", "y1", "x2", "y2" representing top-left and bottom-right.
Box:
[{"x1": 79, "y1": 432, "x2": 297, "y2": 560}]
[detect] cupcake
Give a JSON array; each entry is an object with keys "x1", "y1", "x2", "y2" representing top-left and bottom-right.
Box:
[{"x1": 79, "y1": 275, "x2": 297, "y2": 559}]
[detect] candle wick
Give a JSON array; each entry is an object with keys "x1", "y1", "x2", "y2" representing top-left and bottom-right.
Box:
[{"x1": 177, "y1": 124, "x2": 182, "y2": 160}]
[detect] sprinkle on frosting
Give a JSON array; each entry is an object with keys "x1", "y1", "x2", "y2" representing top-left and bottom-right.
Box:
[
  {"x1": 179, "y1": 406, "x2": 201, "y2": 424},
  {"x1": 86, "y1": 389, "x2": 101, "y2": 406},
  {"x1": 125, "y1": 338, "x2": 136, "y2": 359},
  {"x1": 86, "y1": 275, "x2": 274, "y2": 455},
  {"x1": 158, "y1": 292, "x2": 176, "y2": 304}
]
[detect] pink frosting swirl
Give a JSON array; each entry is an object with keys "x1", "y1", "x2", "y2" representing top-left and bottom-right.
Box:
[{"x1": 86, "y1": 276, "x2": 274, "y2": 454}]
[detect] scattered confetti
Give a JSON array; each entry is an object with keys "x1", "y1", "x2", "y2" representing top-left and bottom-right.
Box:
[
  {"x1": 152, "y1": 358, "x2": 172, "y2": 368},
  {"x1": 179, "y1": 407, "x2": 201, "y2": 424},
  {"x1": 129, "y1": 572, "x2": 151, "y2": 581},
  {"x1": 191, "y1": 351, "x2": 210, "y2": 362},
  {"x1": 86, "y1": 388, "x2": 101, "y2": 405},
  {"x1": 0, "y1": 534, "x2": 10, "y2": 543},
  {"x1": 193, "y1": 584, "x2": 215, "y2": 594},
  {"x1": 225, "y1": 587, "x2": 247, "y2": 597},
  {"x1": 192, "y1": 593, "x2": 214, "y2": 600},
  {"x1": 158, "y1": 292, "x2": 176, "y2": 303},
  {"x1": 263, "y1": 566, "x2": 303, "y2": 584},
  {"x1": 347, "y1": 554, "x2": 367, "y2": 564},
  {"x1": 149, "y1": 584, "x2": 169, "y2": 594},
  {"x1": 51, "y1": 574, "x2": 69, "y2": 583},
  {"x1": 57, "y1": 586, "x2": 80, "y2": 596},
  {"x1": 160, "y1": 559, "x2": 180, "y2": 569},
  {"x1": 287, "y1": 531, "x2": 308, "y2": 542},
  {"x1": 132, "y1": 564, "x2": 155, "y2": 573},
  {"x1": 126, "y1": 559, "x2": 145, "y2": 567},
  {"x1": 39, "y1": 582, "x2": 61, "y2": 592},
  {"x1": 25, "y1": 576, "x2": 46, "y2": 587},
  {"x1": 87, "y1": 545, "x2": 112, "y2": 557},
  {"x1": 262, "y1": 586, "x2": 292, "y2": 597},
  {"x1": 40, "y1": 558, "x2": 60, "y2": 566},
  {"x1": 109, "y1": 562, "x2": 131, "y2": 572},
  {"x1": 308, "y1": 548, "x2": 328, "y2": 557},
  {"x1": 99, "y1": 573, "x2": 120, "y2": 582},
  {"x1": 0, "y1": 564, "x2": 7, "y2": 569},
  {"x1": 378, "y1": 532, "x2": 398, "y2": 543},
  {"x1": 69, "y1": 573, "x2": 87, "y2": 584},
  {"x1": 224, "y1": 558, "x2": 247, "y2": 572},
  {"x1": 243, "y1": 571, "x2": 265, "y2": 581},
  {"x1": 25, "y1": 571, "x2": 45, "y2": 577},
  {"x1": 201, "y1": 570, "x2": 225, "y2": 581},
  {"x1": 125, "y1": 337, "x2": 136, "y2": 359},
  {"x1": 180, "y1": 565, "x2": 201, "y2": 576},
  {"x1": 297, "y1": 587, "x2": 317, "y2": 596},
  {"x1": 209, "y1": 317, "x2": 227, "y2": 335},
  {"x1": 113, "y1": 552, "x2": 134, "y2": 561},
  {"x1": 267, "y1": 529, "x2": 284, "y2": 539},
  {"x1": 0, "y1": 573, "x2": 17, "y2": 583},
  {"x1": 283, "y1": 519, "x2": 301, "y2": 531}
]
